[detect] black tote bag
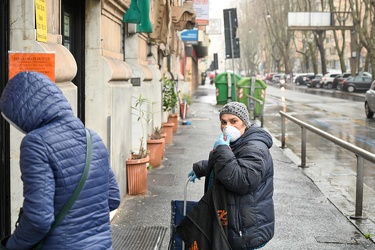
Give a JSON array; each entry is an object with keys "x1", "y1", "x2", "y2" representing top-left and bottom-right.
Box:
[{"x1": 176, "y1": 181, "x2": 232, "y2": 250}]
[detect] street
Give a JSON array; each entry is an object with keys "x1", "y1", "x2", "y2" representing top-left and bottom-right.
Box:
[
  {"x1": 112, "y1": 82, "x2": 375, "y2": 249},
  {"x1": 261, "y1": 81, "x2": 375, "y2": 232}
]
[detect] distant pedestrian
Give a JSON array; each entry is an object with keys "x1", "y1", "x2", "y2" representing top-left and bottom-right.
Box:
[
  {"x1": 0, "y1": 71, "x2": 120, "y2": 249},
  {"x1": 188, "y1": 101, "x2": 274, "y2": 250}
]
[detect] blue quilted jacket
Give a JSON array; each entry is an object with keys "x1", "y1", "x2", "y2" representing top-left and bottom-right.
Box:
[{"x1": 0, "y1": 72, "x2": 121, "y2": 250}]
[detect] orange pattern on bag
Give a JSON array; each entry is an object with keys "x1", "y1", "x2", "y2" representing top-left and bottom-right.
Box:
[
  {"x1": 218, "y1": 209, "x2": 228, "y2": 226},
  {"x1": 189, "y1": 240, "x2": 199, "y2": 250}
]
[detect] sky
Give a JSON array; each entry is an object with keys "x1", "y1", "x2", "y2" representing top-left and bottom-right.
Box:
[{"x1": 207, "y1": 1, "x2": 238, "y2": 71}]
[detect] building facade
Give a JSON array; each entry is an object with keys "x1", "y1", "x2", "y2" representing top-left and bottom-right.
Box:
[{"x1": 0, "y1": 0, "x2": 208, "y2": 236}]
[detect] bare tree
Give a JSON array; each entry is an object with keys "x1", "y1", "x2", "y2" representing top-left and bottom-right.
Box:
[
  {"x1": 348, "y1": 0, "x2": 375, "y2": 77},
  {"x1": 263, "y1": 0, "x2": 294, "y2": 74},
  {"x1": 292, "y1": 0, "x2": 320, "y2": 73},
  {"x1": 328, "y1": 0, "x2": 351, "y2": 73},
  {"x1": 237, "y1": 0, "x2": 266, "y2": 76}
]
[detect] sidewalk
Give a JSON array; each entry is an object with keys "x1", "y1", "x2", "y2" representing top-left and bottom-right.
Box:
[{"x1": 111, "y1": 84, "x2": 375, "y2": 250}]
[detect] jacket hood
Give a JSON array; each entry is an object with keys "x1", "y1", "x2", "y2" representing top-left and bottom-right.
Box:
[
  {"x1": 0, "y1": 72, "x2": 74, "y2": 133},
  {"x1": 231, "y1": 125, "x2": 273, "y2": 150}
]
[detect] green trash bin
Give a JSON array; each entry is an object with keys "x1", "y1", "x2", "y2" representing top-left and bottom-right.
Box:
[
  {"x1": 215, "y1": 72, "x2": 242, "y2": 105},
  {"x1": 236, "y1": 77, "x2": 267, "y2": 116}
]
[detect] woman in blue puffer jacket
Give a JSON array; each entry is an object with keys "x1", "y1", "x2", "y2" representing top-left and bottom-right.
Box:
[{"x1": 0, "y1": 71, "x2": 121, "y2": 249}]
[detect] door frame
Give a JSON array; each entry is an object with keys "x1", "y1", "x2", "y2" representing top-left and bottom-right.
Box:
[
  {"x1": 0, "y1": 0, "x2": 11, "y2": 238},
  {"x1": 61, "y1": 0, "x2": 86, "y2": 121}
]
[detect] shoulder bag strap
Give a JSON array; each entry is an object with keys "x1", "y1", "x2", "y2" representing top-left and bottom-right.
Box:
[{"x1": 34, "y1": 129, "x2": 92, "y2": 250}]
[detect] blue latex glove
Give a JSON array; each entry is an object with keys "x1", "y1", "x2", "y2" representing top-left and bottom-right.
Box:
[
  {"x1": 213, "y1": 134, "x2": 231, "y2": 150},
  {"x1": 188, "y1": 169, "x2": 200, "y2": 183}
]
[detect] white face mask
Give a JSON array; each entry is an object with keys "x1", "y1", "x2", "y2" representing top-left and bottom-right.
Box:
[
  {"x1": 1, "y1": 112, "x2": 26, "y2": 134},
  {"x1": 223, "y1": 126, "x2": 241, "y2": 142}
]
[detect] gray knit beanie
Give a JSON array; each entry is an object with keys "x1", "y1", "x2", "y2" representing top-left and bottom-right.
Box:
[{"x1": 219, "y1": 102, "x2": 251, "y2": 128}]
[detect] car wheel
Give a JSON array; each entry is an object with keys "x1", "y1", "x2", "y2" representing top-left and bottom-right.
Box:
[
  {"x1": 296, "y1": 81, "x2": 300, "y2": 86},
  {"x1": 316, "y1": 83, "x2": 321, "y2": 88},
  {"x1": 365, "y1": 102, "x2": 374, "y2": 118},
  {"x1": 347, "y1": 85, "x2": 355, "y2": 93},
  {"x1": 327, "y1": 82, "x2": 333, "y2": 89}
]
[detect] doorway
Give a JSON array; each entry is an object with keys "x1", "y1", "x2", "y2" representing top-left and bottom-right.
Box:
[
  {"x1": 0, "y1": 0, "x2": 11, "y2": 238},
  {"x1": 61, "y1": 0, "x2": 86, "y2": 121}
]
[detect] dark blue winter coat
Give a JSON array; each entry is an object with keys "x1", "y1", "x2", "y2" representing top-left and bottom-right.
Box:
[
  {"x1": 0, "y1": 72, "x2": 120, "y2": 249},
  {"x1": 193, "y1": 126, "x2": 274, "y2": 249}
]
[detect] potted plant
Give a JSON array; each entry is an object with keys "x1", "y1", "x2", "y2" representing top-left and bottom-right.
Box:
[
  {"x1": 162, "y1": 77, "x2": 179, "y2": 132},
  {"x1": 161, "y1": 121, "x2": 174, "y2": 145},
  {"x1": 168, "y1": 113, "x2": 178, "y2": 133},
  {"x1": 180, "y1": 92, "x2": 192, "y2": 119},
  {"x1": 147, "y1": 126, "x2": 164, "y2": 168},
  {"x1": 126, "y1": 139, "x2": 149, "y2": 195},
  {"x1": 126, "y1": 94, "x2": 150, "y2": 195},
  {"x1": 162, "y1": 76, "x2": 179, "y2": 113}
]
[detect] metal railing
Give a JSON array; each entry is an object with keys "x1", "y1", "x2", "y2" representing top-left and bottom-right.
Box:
[
  {"x1": 279, "y1": 111, "x2": 375, "y2": 219},
  {"x1": 246, "y1": 94, "x2": 264, "y2": 127}
]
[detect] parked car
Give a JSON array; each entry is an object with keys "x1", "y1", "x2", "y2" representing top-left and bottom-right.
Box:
[
  {"x1": 272, "y1": 73, "x2": 286, "y2": 84},
  {"x1": 271, "y1": 74, "x2": 281, "y2": 83},
  {"x1": 295, "y1": 73, "x2": 315, "y2": 85},
  {"x1": 321, "y1": 72, "x2": 341, "y2": 89},
  {"x1": 265, "y1": 73, "x2": 278, "y2": 83},
  {"x1": 365, "y1": 80, "x2": 375, "y2": 118},
  {"x1": 358, "y1": 71, "x2": 372, "y2": 77},
  {"x1": 306, "y1": 75, "x2": 323, "y2": 88},
  {"x1": 338, "y1": 76, "x2": 372, "y2": 92},
  {"x1": 292, "y1": 73, "x2": 313, "y2": 83},
  {"x1": 256, "y1": 74, "x2": 266, "y2": 81},
  {"x1": 332, "y1": 73, "x2": 351, "y2": 89}
]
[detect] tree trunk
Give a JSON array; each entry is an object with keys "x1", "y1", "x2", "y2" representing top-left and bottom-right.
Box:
[
  {"x1": 370, "y1": 50, "x2": 375, "y2": 80},
  {"x1": 315, "y1": 31, "x2": 327, "y2": 74},
  {"x1": 283, "y1": 54, "x2": 290, "y2": 75}
]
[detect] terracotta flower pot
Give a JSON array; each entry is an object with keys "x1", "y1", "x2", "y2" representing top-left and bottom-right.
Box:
[
  {"x1": 147, "y1": 138, "x2": 164, "y2": 167},
  {"x1": 161, "y1": 122, "x2": 174, "y2": 144},
  {"x1": 168, "y1": 113, "x2": 178, "y2": 133},
  {"x1": 126, "y1": 156, "x2": 149, "y2": 195},
  {"x1": 161, "y1": 132, "x2": 166, "y2": 158}
]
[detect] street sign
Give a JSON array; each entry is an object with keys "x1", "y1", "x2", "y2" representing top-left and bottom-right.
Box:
[
  {"x1": 180, "y1": 29, "x2": 198, "y2": 41},
  {"x1": 206, "y1": 19, "x2": 221, "y2": 35}
]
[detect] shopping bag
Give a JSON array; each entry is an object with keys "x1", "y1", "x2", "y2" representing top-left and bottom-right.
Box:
[
  {"x1": 169, "y1": 200, "x2": 198, "y2": 250},
  {"x1": 176, "y1": 181, "x2": 232, "y2": 250}
]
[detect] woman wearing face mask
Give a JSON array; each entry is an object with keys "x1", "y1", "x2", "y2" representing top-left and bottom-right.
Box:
[{"x1": 188, "y1": 101, "x2": 274, "y2": 250}]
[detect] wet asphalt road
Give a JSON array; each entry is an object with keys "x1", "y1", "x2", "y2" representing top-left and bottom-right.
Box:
[
  {"x1": 263, "y1": 82, "x2": 375, "y2": 188},
  {"x1": 258, "y1": 81, "x2": 375, "y2": 228}
]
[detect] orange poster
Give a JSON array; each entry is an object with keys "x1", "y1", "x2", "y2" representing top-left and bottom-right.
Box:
[{"x1": 8, "y1": 52, "x2": 55, "y2": 82}]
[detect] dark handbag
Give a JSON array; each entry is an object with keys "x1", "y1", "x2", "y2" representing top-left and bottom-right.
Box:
[
  {"x1": 0, "y1": 129, "x2": 92, "y2": 250},
  {"x1": 176, "y1": 180, "x2": 232, "y2": 250}
]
